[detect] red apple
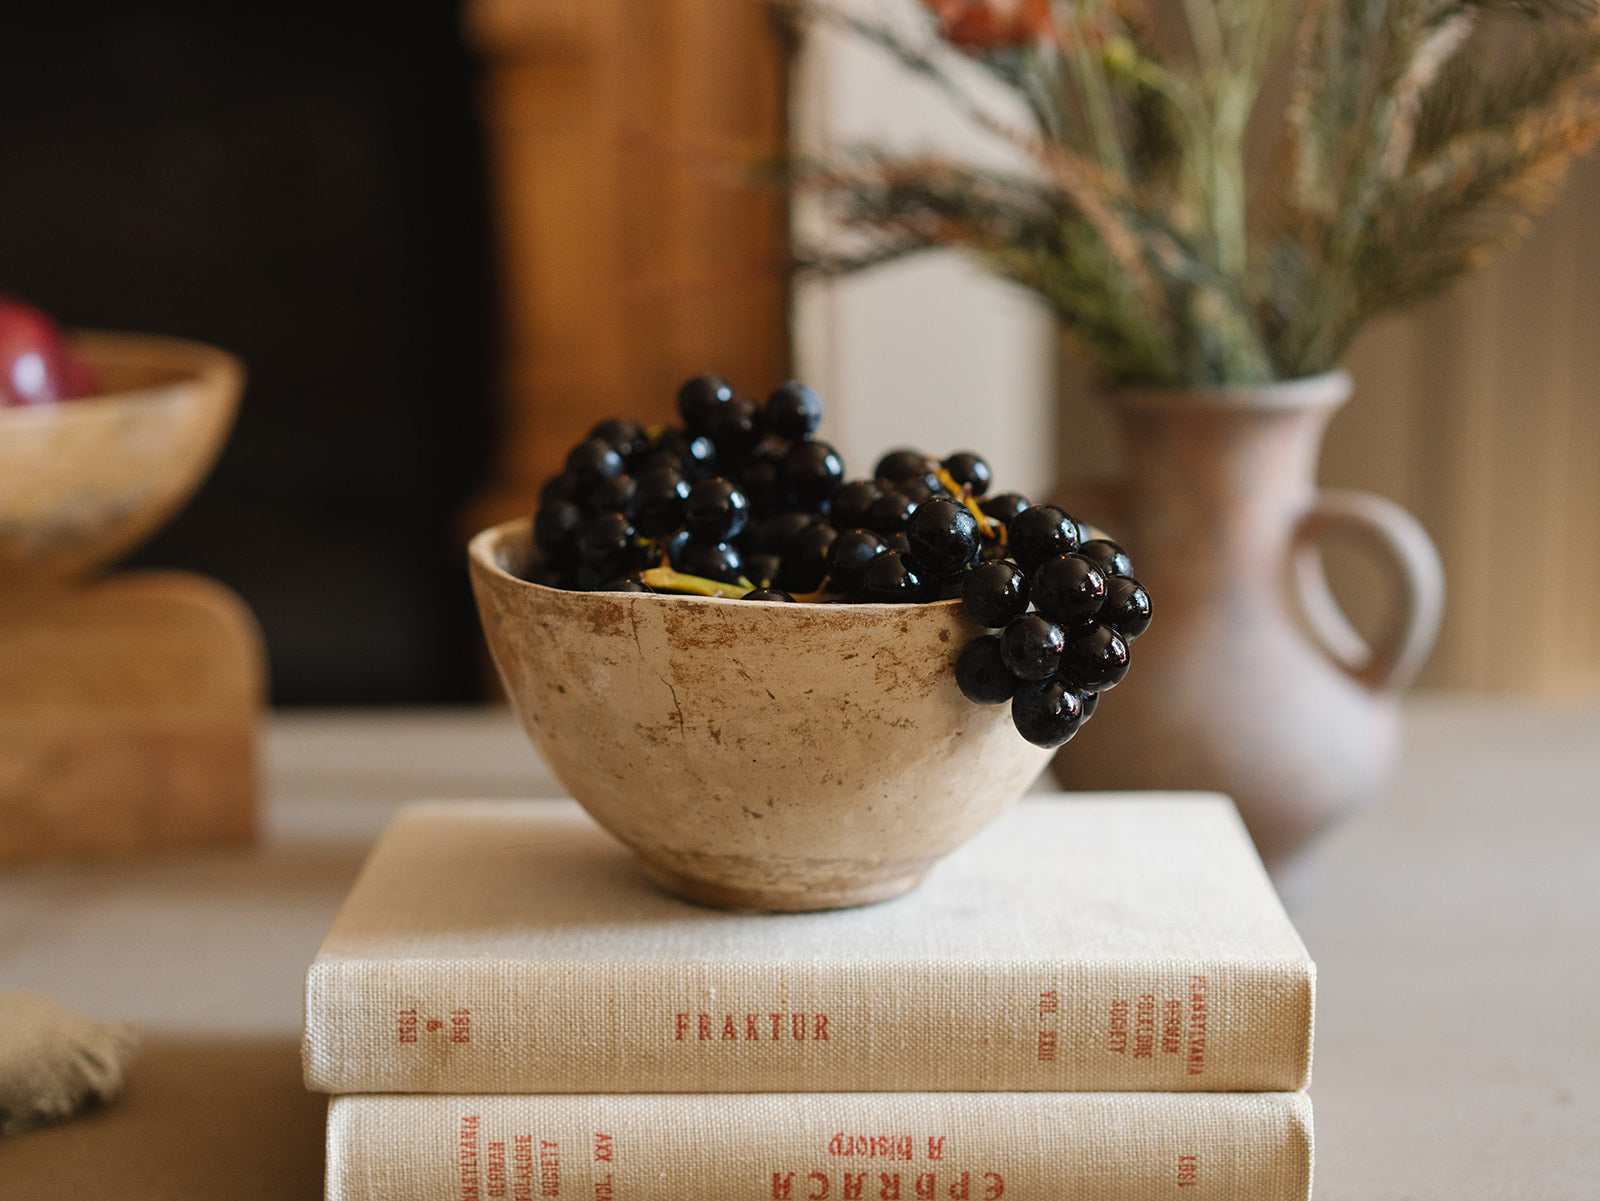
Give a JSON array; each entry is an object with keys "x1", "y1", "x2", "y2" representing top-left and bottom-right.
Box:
[{"x1": 0, "y1": 297, "x2": 100, "y2": 406}]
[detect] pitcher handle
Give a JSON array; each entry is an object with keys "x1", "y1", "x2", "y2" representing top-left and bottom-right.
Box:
[{"x1": 1291, "y1": 488, "x2": 1444, "y2": 693}]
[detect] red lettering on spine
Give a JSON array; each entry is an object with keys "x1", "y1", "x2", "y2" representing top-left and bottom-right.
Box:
[
  {"x1": 842, "y1": 1175, "x2": 865, "y2": 1200},
  {"x1": 698, "y1": 1014, "x2": 713, "y2": 1041},
  {"x1": 983, "y1": 1173, "x2": 1004, "y2": 1199},
  {"x1": 1187, "y1": 975, "x2": 1209, "y2": 1075},
  {"x1": 809, "y1": 1172, "x2": 831, "y2": 1199},
  {"x1": 538, "y1": 1140, "x2": 559, "y2": 1198},
  {"x1": 485, "y1": 1141, "x2": 507, "y2": 1198},
  {"x1": 1133, "y1": 995, "x2": 1156, "y2": 1058},
  {"x1": 947, "y1": 1172, "x2": 970, "y2": 1200},
  {"x1": 675, "y1": 1013, "x2": 689, "y2": 1041},
  {"x1": 1177, "y1": 1155, "x2": 1198, "y2": 1187},
  {"x1": 914, "y1": 1174, "x2": 936, "y2": 1199},
  {"x1": 773, "y1": 1173, "x2": 795, "y2": 1199},
  {"x1": 748, "y1": 1015, "x2": 761, "y2": 1040},
  {"x1": 512, "y1": 1135, "x2": 534, "y2": 1201},
  {"x1": 1108, "y1": 999, "x2": 1129, "y2": 1054},
  {"x1": 772, "y1": 1014, "x2": 785, "y2": 1040},
  {"x1": 723, "y1": 1015, "x2": 740, "y2": 1040},
  {"x1": 458, "y1": 1115, "x2": 482, "y2": 1201},
  {"x1": 592, "y1": 1133, "x2": 613, "y2": 1163},
  {"x1": 926, "y1": 1138, "x2": 945, "y2": 1162},
  {"x1": 815, "y1": 1013, "x2": 830, "y2": 1040},
  {"x1": 1161, "y1": 1000, "x2": 1183, "y2": 1054},
  {"x1": 879, "y1": 1174, "x2": 901, "y2": 1200}
]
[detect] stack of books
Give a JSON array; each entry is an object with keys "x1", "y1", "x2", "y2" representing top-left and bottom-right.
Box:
[{"x1": 304, "y1": 795, "x2": 1315, "y2": 1200}]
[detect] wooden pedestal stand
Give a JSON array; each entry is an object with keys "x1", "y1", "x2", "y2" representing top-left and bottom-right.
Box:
[{"x1": 0, "y1": 571, "x2": 265, "y2": 861}]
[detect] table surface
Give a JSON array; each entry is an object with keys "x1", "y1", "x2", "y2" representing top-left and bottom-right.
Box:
[{"x1": 2, "y1": 698, "x2": 1597, "y2": 1199}]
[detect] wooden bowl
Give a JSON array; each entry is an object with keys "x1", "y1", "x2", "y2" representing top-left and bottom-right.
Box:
[
  {"x1": 0, "y1": 332, "x2": 243, "y2": 587},
  {"x1": 468, "y1": 517, "x2": 1052, "y2": 911}
]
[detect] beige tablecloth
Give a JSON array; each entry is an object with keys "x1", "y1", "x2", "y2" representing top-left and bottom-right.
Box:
[{"x1": 1, "y1": 699, "x2": 1597, "y2": 1199}]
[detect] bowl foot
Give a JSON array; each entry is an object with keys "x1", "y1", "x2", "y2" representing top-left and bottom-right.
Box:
[{"x1": 636, "y1": 856, "x2": 930, "y2": 912}]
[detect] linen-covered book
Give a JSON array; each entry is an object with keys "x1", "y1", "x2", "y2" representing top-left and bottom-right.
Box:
[
  {"x1": 304, "y1": 796, "x2": 1314, "y2": 1094},
  {"x1": 326, "y1": 1091, "x2": 1314, "y2": 1201}
]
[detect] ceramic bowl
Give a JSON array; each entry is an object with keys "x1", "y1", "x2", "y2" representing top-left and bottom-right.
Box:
[
  {"x1": 0, "y1": 332, "x2": 243, "y2": 587},
  {"x1": 469, "y1": 517, "x2": 1052, "y2": 910}
]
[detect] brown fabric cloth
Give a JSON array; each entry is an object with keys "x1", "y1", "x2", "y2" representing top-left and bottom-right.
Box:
[
  {"x1": 0, "y1": 993, "x2": 139, "y2": 1134},
  {"x1": 0, "y1": 1037, "x2": 324, "y2": 1198}
]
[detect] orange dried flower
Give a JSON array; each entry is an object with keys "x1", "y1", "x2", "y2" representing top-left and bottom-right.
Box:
[{"x1": 921, "y1": 0, "x2": 1055, "y2": 50}]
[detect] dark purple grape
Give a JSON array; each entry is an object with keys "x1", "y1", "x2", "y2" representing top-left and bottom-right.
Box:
[
  {"x1": 942, "y1": 452, "x2": 991, "y2": 496},
  {"x1": 589, "y1": 417, "x2": 648, "y2": 461},
  {"x1": 734, "y1": 441, "x2": 789, "y2": 510},
  {"x1": 765, "y1": 381, "x2": 824, "y2": 439},
  {"x1": 684, "y1": 478, "x2": 750, "y2": 541},
  {"x1": 1011, "y1": 679, "x2": 1085, "y2": 749},
  {"x1": 540, "y1": 472, "x2": 582, "y2": 506},
  {"x1": 777, "y1": 524, "x2": 838, "y2": 593},
  {"x1": 1077, "y1": 538, "x2": 1134, "y2": 579},
  {"x1": 875, "y1": 448, "x2": 936, "y2": 486},
  {"x1": 596, "y1": 576, "x2": 651, "y2": 593},
  {"x1": 1077, "y1": 689, "x2": 1100, "y2": 720},
  {"x1": 676, "y1": 538, "x2": 744, "y2": 584},
  {"x1": 521, "y1": 557, "x2": 567, "y2": 588},
  {"x1": 534, "y1": 501, "x2": 583, "y2": 558},
  {"x1": 1008, "y1": 505, "x2": 1081, "y2": 572},
  {"x1": 565, "y1": 438, "x2": 625, "y2": 487},
  {"x1": 979, "y1": 491, "x2": 1031, "y2": 524},
  {"x1": 830, "y1": 480, "x2": 882, "y2": 530},
  {"x1": 743, "y1": 587, "x2": 797, "y2": 603},
  {"x1": 744, "y1": 552, "x2": 783, "y2": 589},
  {"x1": 884, "y1": 531, "x2": 913, "y2": 557},
  {"x1": 866, "y1": 490, "x2": 916, "y2": 535},
  {"x1": 1101, "y1": 576, "x2": 1152, "y2": 641},
  {"x1": 702, "y1": 394, "x2": 763, "y2": 453},
  {"x1": 824, "y1": 529, "x2": 887, "y2": 595},
  {"x1": 645, "y1": 429, "x2": 716, "y2": 479},
  {"x1": 955, "y1": 635, "x2": 1020, "y2": 705},
  {"x1": 906, "y1": 497, "x2": 980, "y2": 578},
  {"x1": 999, "y1": 614, "x2": 1065, "y2": 681},
  {"x1": 859, "y1": 550, "x2": 931, "y2": 603},
  {"x1": 785, "y1": 440, "x2": 844, "y2": 504},
  {"x1": 633, "y1": 468, "x2": 691, "y2": 538},
  {"x1": 1031, "y1": 553, "x2": 1107, "y2": 625},
  {"x1": 660, "y1": 526, "x2": 689, "y2": 558},
  {"x1": 752, "y1": 509, "x2": 820, "y2": 555},
  {"x1": 677, "y1": 375, "x2": 733, "y2": 430},
  {"x1": 1062, "y1": 623, "x2": 1131, "y2": 689},
  {"x1": 582, "y1": 473, "x2": 636, "y2": 518},
  {"x1": 899, "y1": 476, "x2": 943, "y2": 505},
  {"x1": 579, "y1": 511, "x2": 635, "y2": 566},
  {"x1": 961, "y1": 559, "x2": 1029, "y2": 628}
]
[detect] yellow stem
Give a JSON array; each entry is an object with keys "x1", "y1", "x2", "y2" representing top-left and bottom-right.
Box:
[{"x1": 640, "y1": 567, "x2": 754, "y2": 599}]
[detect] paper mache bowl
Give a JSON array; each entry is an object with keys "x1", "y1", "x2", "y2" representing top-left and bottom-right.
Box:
[
  {"x1": 468, "y1": 516, "x2": 1052, "y2": 911},
  {"x1": 0, "y1": 331, "x2": 243, "y2": 588}
]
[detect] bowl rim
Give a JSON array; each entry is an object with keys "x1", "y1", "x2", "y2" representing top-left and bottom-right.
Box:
[
  {"x1": 0, "y1": 330, "x2": 244, "y2": 426},
  {"x1": 468, "y1": 515, "x2": 968, "y2": 613}
]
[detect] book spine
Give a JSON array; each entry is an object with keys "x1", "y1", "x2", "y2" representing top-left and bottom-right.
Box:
[
  {"x1": 326, "y1": 1091, "x2": 1313, "y2": 1201},
  {"x1": 304, "y1": 959, "x2": 1313, "y2": 1094}
]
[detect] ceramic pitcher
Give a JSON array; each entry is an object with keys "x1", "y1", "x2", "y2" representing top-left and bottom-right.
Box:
[{"x1": 1052, "y1": 371, "x2": 1444, "y2": 872}]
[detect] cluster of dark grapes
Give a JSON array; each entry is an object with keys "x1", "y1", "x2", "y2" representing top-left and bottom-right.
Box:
[
  {"x1": 953, "y1": 512, "x2": 1151, "y2": 749},
  {"x1": 526, "y1": 374, "x2": 1149, "y2": 749}
]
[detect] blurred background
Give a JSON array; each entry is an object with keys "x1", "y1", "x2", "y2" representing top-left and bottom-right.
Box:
[{"x1": 5, "y1": 0, "x2": 1595, "y2": 703}]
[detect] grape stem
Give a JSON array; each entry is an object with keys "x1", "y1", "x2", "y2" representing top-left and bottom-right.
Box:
[
  {"x1": 934, "y1": 466, "x2": 1005, "y2": 541},
  {"x1": 641, "y1": 566, "x2": 754, "y2": 598}
]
